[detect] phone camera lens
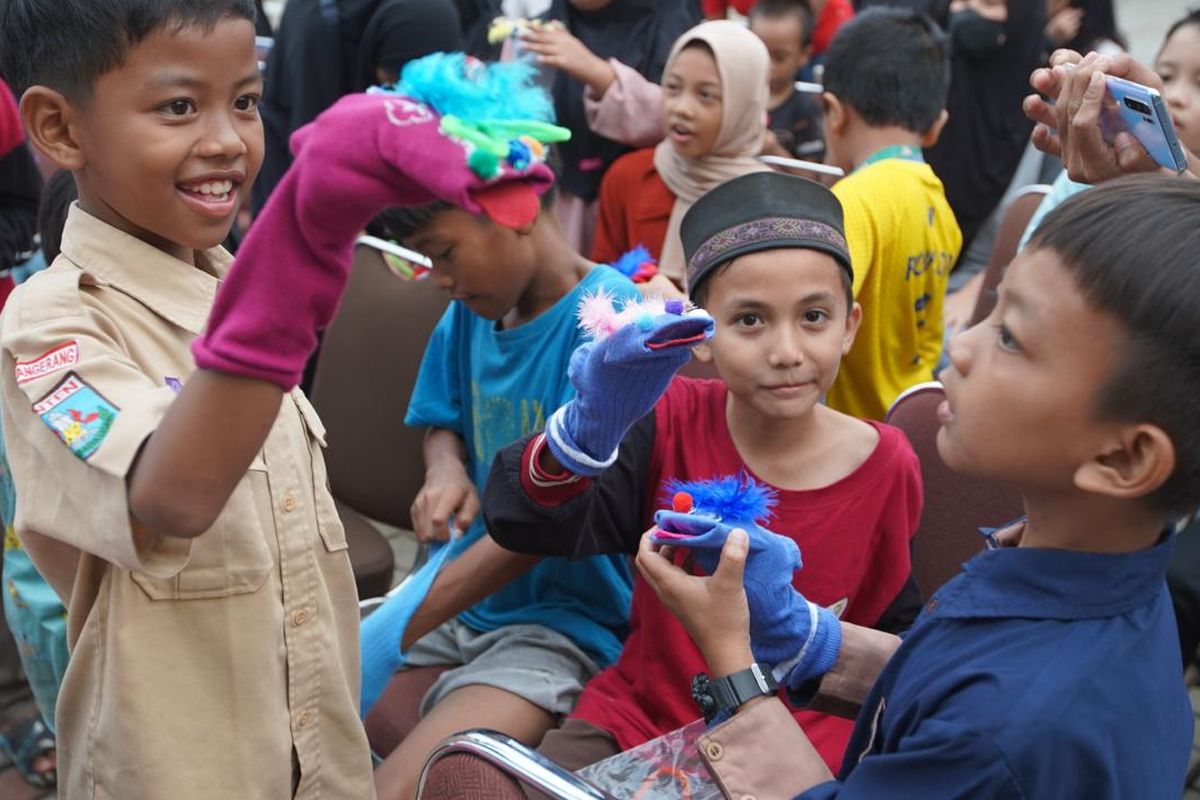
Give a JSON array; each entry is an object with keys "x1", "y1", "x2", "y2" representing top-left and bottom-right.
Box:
[{"x1": 1123, "y1": 97, "x2": 1152, "y2": 115}]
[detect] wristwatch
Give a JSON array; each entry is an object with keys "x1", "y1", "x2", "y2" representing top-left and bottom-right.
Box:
[{"x1": 692, "y1": 663, "x2": 778, "y2": 723}]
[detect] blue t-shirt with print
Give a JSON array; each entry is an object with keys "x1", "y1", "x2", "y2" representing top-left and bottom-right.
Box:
[{"x1": 405, "y1": 265, "x2": 637, "y2": 667}]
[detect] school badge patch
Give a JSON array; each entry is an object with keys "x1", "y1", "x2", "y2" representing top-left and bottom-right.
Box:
[{"x1": 32, "y1": 372, "x2": 119, "y2": 461}]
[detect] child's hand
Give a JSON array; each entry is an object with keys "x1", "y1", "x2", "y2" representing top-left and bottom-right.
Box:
[
  {"x1": 411, "y1": 462, "x2": 479, "y2": 542},
  {"x1": 651, "y1": 511, "x2": 842, "y2": 688},
  {"x1": 1026, "y1": 50, "x2": 1168, "y2": 182},
  {"x1": 1045, "y1": 5, "x2": 1084, "y2": 46},
  {"x1": 545, "y1": 299, "x2": 714, "y2": 476},
  {"x1": 636, "y1": 527, "x2": 755, "y2": 674},
  {"x1": 637, "y1": 273, "x2": 686, "y2": 301},
  {"x1": 760, "y1": 129, "x2": 791, "y2": 159},
  {"x1": 520, "y1": 26, "x2": 615, "y2": 96}
]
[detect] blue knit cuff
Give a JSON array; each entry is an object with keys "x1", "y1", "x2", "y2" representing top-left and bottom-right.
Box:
[{"x1": 545, "y1": 405, "x2": 619, "y2": 477}]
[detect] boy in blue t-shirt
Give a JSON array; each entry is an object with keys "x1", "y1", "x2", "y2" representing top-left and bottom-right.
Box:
[{"x1": 367, "y1": 181, "x2": 640, "y2": 799}]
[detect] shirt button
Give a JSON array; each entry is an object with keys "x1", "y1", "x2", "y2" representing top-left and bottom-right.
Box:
[
  {"x1": 297, "y1": 710, "x2": 313, "y2": 728},
  {"x1": 292, "y1": 609, "x2": 309, "y2": 627},
  {"x1": 281, "y1": 493, "x2": 296, "y2": 513},
  {"x1": 704, "y1": 741, "x2": 724, "y2": 761}
]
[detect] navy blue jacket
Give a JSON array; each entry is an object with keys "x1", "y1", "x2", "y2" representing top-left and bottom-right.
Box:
[{"x1": 801, "y1": 535, "x2": 1193, "y2": 799}]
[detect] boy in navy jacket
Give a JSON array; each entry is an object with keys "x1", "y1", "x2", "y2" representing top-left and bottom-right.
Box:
[{"x1": 641, "y1": 175, "x2": 1198, "y2": 799}]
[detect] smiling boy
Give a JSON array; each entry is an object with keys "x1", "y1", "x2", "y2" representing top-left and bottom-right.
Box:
[{"x1": 0, "y1": 2, "x2": 380, "y2": 797}]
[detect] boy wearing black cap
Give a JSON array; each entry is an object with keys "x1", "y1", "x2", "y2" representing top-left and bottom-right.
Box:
[{"x1": 481, "y1": 171, "x2": 923, "y2": 778}]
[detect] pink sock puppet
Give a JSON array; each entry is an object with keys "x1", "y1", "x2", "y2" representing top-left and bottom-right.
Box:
[{"x1": 194, "y1": 54, "x2": 570, "y2": 389}]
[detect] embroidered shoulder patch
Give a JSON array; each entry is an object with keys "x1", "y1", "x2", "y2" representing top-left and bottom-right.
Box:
[
  {"x1": 15, "y1": 341, "x2": 79, "y2": 384},
  {"x1": 32, "y1": 372, "x2": 119, "y2": 461}
]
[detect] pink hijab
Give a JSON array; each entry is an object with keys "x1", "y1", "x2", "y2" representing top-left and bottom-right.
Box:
[{"x1": 652, "y1": 20, "x2": 771, "y2": 283}]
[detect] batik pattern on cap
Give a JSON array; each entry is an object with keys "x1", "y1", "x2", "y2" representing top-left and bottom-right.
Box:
[{"x1": 685, "y1": 217, "x2": 849, "y2": 287}]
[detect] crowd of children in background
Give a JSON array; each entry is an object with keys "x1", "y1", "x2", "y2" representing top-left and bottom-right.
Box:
[{"x1": 0, "y1": 0, "x2": 1198, "y2": 799}]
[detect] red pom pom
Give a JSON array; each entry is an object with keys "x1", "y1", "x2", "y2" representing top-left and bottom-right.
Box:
[{"x1": 672, "y1": 491, "x2": 693, "y2": 514}]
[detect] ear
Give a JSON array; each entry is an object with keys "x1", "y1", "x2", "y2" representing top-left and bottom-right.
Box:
[
  {"x1": 841, "y1": 301, "x2": 862, "y2": 355},
  {"x1": 822, "y1": 92, "x2": 847, "y2": 137},
  {"x1": 20, "y1": 86, "x2": 85, "y2": 170},
  {"x1": 1074, "y1": 423, "x2": 1176, "y2": 503},
  {"x1": 920, "y1": 110, "x2": 950, "y2": 149}
]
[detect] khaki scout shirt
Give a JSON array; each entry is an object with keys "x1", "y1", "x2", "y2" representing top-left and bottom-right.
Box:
[{"x1": 0, "y1": 206, "x2": 374, "y2": 799}]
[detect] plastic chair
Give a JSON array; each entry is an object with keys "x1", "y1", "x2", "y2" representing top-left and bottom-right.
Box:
[
  {"x1": 885, "y1": 382, "x2": 1023, "y2": 597},
  {"x1": 418, "y1": 730, "x2": 616, "y2": 800},
  {"x1": 967, "y1": 184, "x2": 1051, "y2": 328},
  {"x1": 308, "y1": 241, "x2": 450, "y2": 598}
]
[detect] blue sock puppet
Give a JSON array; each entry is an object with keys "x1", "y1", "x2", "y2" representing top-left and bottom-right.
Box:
[
  {"x1": 652, "y1": 475, "x2": 843, "y2": 689},
  {"x1": 546, "y1": 293, "x2": 715, "y2": 476}
]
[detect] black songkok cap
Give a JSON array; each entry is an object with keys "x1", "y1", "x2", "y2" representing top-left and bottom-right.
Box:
[{"x1": 682, "y1": 172, "x2": 853, "y2": 301}]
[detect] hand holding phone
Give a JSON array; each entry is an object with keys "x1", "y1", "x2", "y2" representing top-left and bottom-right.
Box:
[{"x1": 1104, "y1": 75, "x2": 1189, "y2": 174}]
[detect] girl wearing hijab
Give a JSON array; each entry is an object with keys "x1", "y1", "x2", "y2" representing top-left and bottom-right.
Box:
[
  {"x1": 255, "y1": 0, "x2": 463, "y2": 210},
  {"x1": 516, "y1": 0, "x2": 699, "y2": 255},
  {"x1": 588, "y1": 21, "x2": 772, "y2": 297}
]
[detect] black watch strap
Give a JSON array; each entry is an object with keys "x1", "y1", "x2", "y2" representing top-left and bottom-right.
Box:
[{"x1": 692, "y1": 663, "x2": 778, "y2": 722}]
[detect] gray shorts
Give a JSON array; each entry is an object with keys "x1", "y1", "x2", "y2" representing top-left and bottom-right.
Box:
[{"x1": 404, "y1": 618, "x2": 601, "y2": 718}]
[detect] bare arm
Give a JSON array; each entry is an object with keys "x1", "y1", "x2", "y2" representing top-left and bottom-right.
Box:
[
  {"x1": 127, "y1": 370, "x2": 283, "y2": 540},
  {"x1": 401, "y1": 534, "x2": 541, "y2": 649},
  {"x1": 411, "y1": 427, "x2": 481, "y2": 542}
]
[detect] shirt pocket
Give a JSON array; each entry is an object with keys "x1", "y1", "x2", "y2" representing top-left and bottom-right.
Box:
[
  {"x1": 130, "y1": 456, "x2": 275, "y2": 600},
  {"x1": 292, "y1": 390, "x2": 348, "y2": 553}
]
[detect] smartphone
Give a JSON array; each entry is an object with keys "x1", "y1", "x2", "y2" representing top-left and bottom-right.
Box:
[
  {"x1": 1105, "y1": 75, "x2": 1188, "y2": 174},
  {"x1": 758, "y1": 155, "x2": 845, "y2": 178}
]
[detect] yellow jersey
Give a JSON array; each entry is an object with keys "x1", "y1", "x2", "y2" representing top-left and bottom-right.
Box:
[{"x1": 827, "y1": 156, "x2": 962, "y2": 420}]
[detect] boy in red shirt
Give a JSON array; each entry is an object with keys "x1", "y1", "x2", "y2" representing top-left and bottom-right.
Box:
[{"x1": 483, "y1": 171, "x2": 921, "y2": 777}]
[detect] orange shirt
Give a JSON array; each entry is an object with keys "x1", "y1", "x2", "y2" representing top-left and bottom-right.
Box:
[{"x1": 590, "y1": 148, "x2": 675, "y2": 266}]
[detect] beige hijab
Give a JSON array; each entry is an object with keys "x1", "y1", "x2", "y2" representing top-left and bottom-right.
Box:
[{"x1": 653, "y1": 20, "x2": 771, "y2": 284}]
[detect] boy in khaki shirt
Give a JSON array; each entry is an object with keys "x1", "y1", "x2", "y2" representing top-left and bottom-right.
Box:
[
  {"x1": 0, "y1": 2, "x2": 563, "y2": 795},
  {"x1": 0, "y1": 2, "x2": 376, "y2": 797}
]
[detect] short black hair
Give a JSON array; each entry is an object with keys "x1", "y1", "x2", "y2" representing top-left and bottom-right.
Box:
[
  {"x1": 0, "y1": 0, "x2": 256, "y2": 97},
  {"x1": 1029, "y1": 175, "x2": 1200, "y2": 518},
  {"x1": 821, "y1": 7, "x2": 949, "y2": 134},
  {"x1": 1163, "y1": 7, "x2": 1200, "y2": 46},
  {"x1": 372, "y1": 146, "x2": 561, "y2": 243},
  {"x1": 37, "y1": 169, "x2": 78, "y2": 264},
  {"x1": 750, "y1": 0, "x2": 815, "y2": 48}
]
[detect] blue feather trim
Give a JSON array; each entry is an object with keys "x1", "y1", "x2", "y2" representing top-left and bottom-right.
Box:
[
  {"x1": 395, "y1": 53, "x2": 554, "y2": 124},
  {"x1": 664, "y1": 473, "x2": 777, "y2": 526},
  {"x1": 613, "y1": 245, "x2": 652, "y2": 278}
]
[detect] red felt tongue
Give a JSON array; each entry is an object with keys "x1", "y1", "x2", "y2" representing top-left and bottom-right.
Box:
[{"x1": 473, "y1": 181, "x2": 541, "y2": 229}]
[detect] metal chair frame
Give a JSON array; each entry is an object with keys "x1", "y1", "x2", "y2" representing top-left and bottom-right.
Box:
[{"x1": 417, "y1": 729, "x2": 617, "y2": 800}]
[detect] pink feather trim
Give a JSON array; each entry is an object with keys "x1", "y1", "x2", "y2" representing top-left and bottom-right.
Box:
[{"x1": 576, "y1": 291, "x2": 695, "y2": 341}]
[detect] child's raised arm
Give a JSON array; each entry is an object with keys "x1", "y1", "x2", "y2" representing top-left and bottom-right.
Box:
[
  {"x1": 128, "y1": 80, "x2": 560, "y2": 538},
  {"x1": 126, "y1": 371, "x2": 282, "y2": 538}
]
